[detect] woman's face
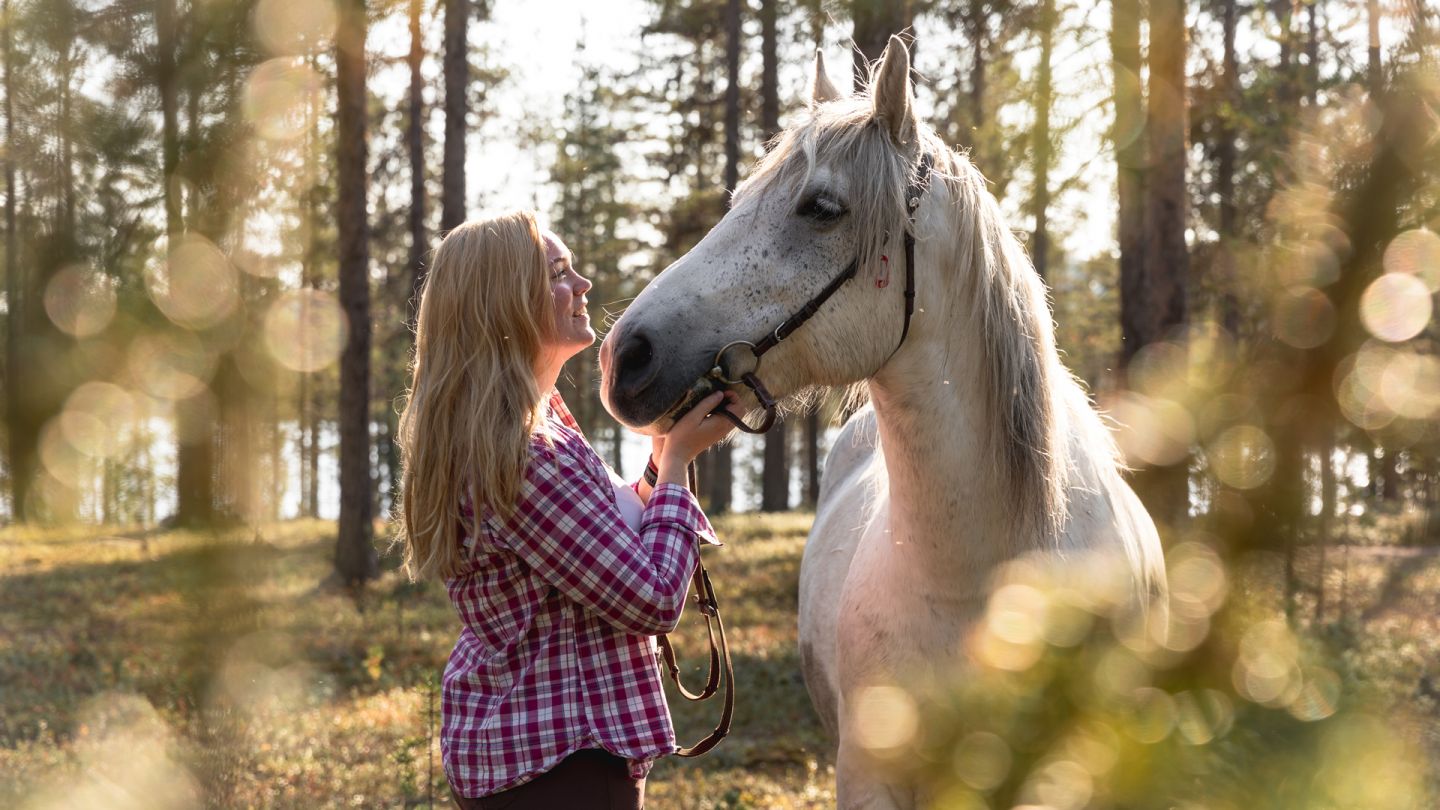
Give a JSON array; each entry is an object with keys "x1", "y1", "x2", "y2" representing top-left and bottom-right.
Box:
[{"x1": 541, "y1": 230, "x2": 595, "y2": 359}]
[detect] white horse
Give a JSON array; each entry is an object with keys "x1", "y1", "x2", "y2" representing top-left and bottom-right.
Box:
[{"x1": 600, "y1": 37, "x2": 1166, "y2": 809}]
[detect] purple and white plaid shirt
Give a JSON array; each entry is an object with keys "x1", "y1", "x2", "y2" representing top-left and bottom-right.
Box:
[{"x1": 441, "y1": 392, "x2": 718, "y2": 798}]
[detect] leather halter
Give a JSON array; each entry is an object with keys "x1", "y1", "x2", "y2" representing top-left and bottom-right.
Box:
[
  {"x1": 666, "y1": 151, "x2": 936, "y2": 434},
  {"x1": 654, "y1": 152, "x2": 935, "y2": 759}
]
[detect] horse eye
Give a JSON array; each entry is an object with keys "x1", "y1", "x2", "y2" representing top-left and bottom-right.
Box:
[{"x1": 796, "y1": 193, "x2": 847, "y2": 224}]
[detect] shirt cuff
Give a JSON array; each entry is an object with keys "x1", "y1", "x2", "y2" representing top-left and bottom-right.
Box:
[{"x1": 643, "y1": 482, "x2": 721, "y2": 546}]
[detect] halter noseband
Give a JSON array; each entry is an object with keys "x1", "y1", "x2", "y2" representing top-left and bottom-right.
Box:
[{"x1": 670, "y1": 151, "x2": 936, "y2": 434}]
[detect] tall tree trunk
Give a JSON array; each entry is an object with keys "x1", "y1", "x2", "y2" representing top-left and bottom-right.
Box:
[
  {"x1": 708, "y1": 0, "x2": 742, "y2": 515},
  {"x1": 1316, "y1": 428, "x2": 1335, "y2": 623},
  {"x1": 805, "y1": 411, "x2": 821, "y2": 507},
  {"x1": 760, "y1": 0, "x2": 778, "y2": 138},
  {"x1": 1144, "y1": 0, "x2": 1191, "y2": 526},
  {"x1": 1112, "y1": 0, "x2": 1147, "y2": 365},
  {"x1": 299, "y1": 53, "x2": 317, "y2": 519},
  {"x1": 1031, "y1": 0, "x2": 1055, "y2": 281},
  {"x1": 1306, "y1": 0, "x2": 1319, "y2": 103},
  {"x1": 442, "y1": 0, "x2": 467, "y2": 232},
  {"x1": 1145, "y1": 0, "x2": 1191, "y2": 332},
  {"x1": 1367, "y1": 0, "x2": 1381, "y2": 95},
  {"x1": 1274, "y1": 0, "x2": 1295, "y2": 103},
  {"x1": 851, "y1": 0, "x2": 912, "y2": 86},
  {"x1": 335, "y1": 0, "x2": 377, "y2": 584},
  {"x1": 408, "y1": 0, "x2": 428, "y2": 331},
  {"x1": 1216, "y1": 0, "x2": 1240, "y2": 334},
  {"x1": 160, "y1": 0, "x2": 212, "y2": 527},
  {"x1": 968, "y1": 0, "x2": 986, "y2": 136},
  {"x1": 759, "y1": 0, "x2": 788, "y2": 512},
  {"x1": 3, "y1": 0, "x2": 22, "y2": 520}
]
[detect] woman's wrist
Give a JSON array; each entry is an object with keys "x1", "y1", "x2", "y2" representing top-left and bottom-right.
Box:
[
  {"x1": 654, "y1": 451, "x2": 690, "y2": 488},
  {"x1": 643, "y1": 456, "x2": 660, "y2": 487}
]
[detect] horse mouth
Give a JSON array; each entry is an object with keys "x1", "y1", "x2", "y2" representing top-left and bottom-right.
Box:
[{"x1": 599, "y1": 329, "x2": 677, "y2": 432}]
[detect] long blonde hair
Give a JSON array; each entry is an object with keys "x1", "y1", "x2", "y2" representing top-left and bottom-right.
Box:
[{"x1": 395, "y1": 211, "x2": 554, "y2": 581}]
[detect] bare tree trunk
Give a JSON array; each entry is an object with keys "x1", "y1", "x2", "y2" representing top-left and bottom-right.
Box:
[
  {"x1": 760, "y1": 0, "x2": 779, "y2": 138},
  {"x1": 442, "y1": 0, "x2": 467, "y2": 232},
  {"x1": 1112, "y1": 0, "x2": 1147, "y2": 366},
  {"x1": 1031, "y1": 0, "x2": 1054, "y2": 281},
  {"x1": 335, "y1": 0, "x2": 377, "y2": 584},
  {"x1": 759, "y1": 0, "x2": 789, "y2": 512},
  {"x1": 968, "y1": 0, "x2": 985, "y2": 135},
  {"x1": 3, "y1": 0, "x2": 22, "y2": 520},
  {"x1": 408, "y1": 0, "x2": 428, "y2": 331},
  {"x1": 850, "y1": 0, "x2": 912, "y2": 86},
  {"x1": 160, "y1": 0, "x2": 212, "y2": 527},
  {"x1": 301, "y1": 53, "x2": 320, "y2": 520},
  {"x1": 1368, "y1": 0, "x2": 1382, "y2": 95},
  {"x1": 1216, "y1": 0, "x2": 1240, "y2": 334},
  {"x1": 1306, "y1": 0, "x2": 1320, "y2": 103},
  {"x1": 1316, "y1": 428, "x2": 1335, "y2": 623},
  {"x1": 708, "y1": 0, "x2": 742, "y2": 515},
  {"x1": 805, "y1": 410, "x2": 821, "y2": 508}
]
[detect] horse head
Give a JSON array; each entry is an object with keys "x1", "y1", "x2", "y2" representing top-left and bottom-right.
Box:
[{"x1": 601, "y1": 37, "x2": 949, "y2": 433}]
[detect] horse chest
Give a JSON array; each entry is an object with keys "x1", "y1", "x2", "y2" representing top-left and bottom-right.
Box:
[{"x1": 835, "y1": 524, "x2": 987, "y2": 684}]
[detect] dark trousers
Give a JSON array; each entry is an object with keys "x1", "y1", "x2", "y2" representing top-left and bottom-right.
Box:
[{"x1": 451, "y1": 749, "x2": 645, "y2": 810}]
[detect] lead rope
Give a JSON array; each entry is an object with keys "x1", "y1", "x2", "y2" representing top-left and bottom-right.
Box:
[{"x1": 654, "y1": 460, "x2": 734, "y2": 757}]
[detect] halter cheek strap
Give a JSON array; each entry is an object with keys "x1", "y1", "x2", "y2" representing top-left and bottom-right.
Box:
[{"x1": 678, "y1": 151, "x2": 935, "y2": 434}]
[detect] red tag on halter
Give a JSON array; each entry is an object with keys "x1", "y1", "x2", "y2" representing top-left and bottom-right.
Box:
[{"x1": 877, "y1": 255, "x2": 890, "y2": 289}]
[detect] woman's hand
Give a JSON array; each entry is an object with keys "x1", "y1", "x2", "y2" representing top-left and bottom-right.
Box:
[{"x1": 652, "y1": 391, "x2": 743, "y2": 488}]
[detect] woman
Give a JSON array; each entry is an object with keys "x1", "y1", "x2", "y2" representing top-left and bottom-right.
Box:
[{"x1": 395, "y1": 211, "x2": 737, "y2": 809}]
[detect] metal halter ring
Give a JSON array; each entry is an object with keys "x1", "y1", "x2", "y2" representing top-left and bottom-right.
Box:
[{"x1": 707, "y1": 341, "x2": 762, "y2": 385}]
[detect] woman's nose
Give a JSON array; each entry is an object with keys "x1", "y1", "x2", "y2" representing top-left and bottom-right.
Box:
[{"x1": 576, "y1": 274, "x2": 593, "y2": 295}]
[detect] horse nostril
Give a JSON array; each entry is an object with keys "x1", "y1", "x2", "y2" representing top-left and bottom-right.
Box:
[{"x1": 614, "y1": 329, "x2": 657, "y2": 393}]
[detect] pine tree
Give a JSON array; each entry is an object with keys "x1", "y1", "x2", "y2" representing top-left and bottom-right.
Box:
[{"x1": 335, "y1": 0, "x2": 376, "y2": 584}]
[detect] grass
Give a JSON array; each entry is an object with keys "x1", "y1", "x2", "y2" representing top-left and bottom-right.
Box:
[
  {"x1": 0, "y1": 514, "x2": 832, "y2": 809},
  {"x1": 1, "y1": 512, "x2": 1437, "y2": 808}
]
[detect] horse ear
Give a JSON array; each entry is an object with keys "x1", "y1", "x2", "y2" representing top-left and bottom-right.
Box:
[
  {"x1": 811, "y1": 49, "x2": 841, "y2": 106},
  {"x1": 869, "y1": 35, "x2": 916, "y2": 145}
]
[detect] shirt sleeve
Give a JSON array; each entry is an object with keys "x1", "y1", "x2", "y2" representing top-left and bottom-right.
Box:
[{"x1": 488, "y1": 438, "x2": 719, "y2": 636}]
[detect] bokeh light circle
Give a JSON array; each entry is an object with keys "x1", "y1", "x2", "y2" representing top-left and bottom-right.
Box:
[
  {"x1": 1359, "y1": 274, "x2": 1431, "y2": 343},
  {"x1": 1383, "y1": 228, "x2": 1440, "y2": 291},
  {"x1": 126, "y1": 333, "x2": 216, "y2": 401},
  {"x1": 243, "y1": 59, "x2": 322, "y2": 141},
  {"x1": 852, "y1": 685, "x2": 919, "y2": 754},
  {"x1": 1107, "y1": 392, "x2": 1195, "y2": 467},
  {"x1": 263, "y1": 288, "x2": 348, "y2": 372},
  {"x1": 147, "y1": 235, "x2": 239, "y2": 330},
  {"x1": 62, "y1": 382, "x2": 138, "y2": 460},
  {"x1": 44, "y1": 265, "x2": 117, "y2": 338},
  {"x1": 1206, "y1": 425, "x2": 1275, "y2": 490}
]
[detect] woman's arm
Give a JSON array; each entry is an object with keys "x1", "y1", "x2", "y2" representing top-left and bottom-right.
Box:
[{"x1": 492, "y1": 391, "x2": 739, "y2": 635}]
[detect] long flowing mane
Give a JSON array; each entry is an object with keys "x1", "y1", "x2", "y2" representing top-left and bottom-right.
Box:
[{"x1": 735, "y1": 96, "x2": 1071, "y2": 544}]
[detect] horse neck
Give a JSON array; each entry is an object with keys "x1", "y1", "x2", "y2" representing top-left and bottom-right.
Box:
[{"x1": 867, "y1": 195, "x2": 1064, "y2": 581}]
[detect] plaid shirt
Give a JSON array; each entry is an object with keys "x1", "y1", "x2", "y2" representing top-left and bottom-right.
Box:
[{"x1": 442, "y1": 392, "x2": 718, "y2": 798}]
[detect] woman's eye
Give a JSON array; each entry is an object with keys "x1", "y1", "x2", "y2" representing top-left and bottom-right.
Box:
[{"x1": 797, "y1": 193, "x2": 847, "y2": 223}]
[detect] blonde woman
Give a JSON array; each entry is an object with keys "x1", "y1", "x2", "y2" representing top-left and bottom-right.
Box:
[{"x1": 396, "y1": 211, "x2": 737, "y2": 809}]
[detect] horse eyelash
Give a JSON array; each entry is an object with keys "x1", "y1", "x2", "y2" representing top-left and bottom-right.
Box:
[{"x1": 797, "y1": 192, "x2": 847, "y2": 223}]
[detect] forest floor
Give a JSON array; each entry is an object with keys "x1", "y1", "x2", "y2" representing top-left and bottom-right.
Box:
[{"x1": 1, "y1": 513, "x2": 1437, "y2": 808}]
